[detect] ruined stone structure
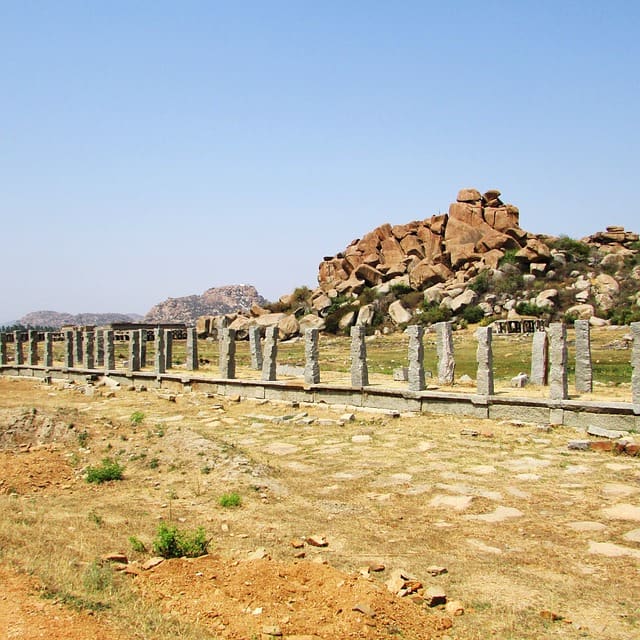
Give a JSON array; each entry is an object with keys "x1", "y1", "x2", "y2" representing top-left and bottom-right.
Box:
[
  {"x1": 436, "y1": 322, "x2": 455, "y2": 385},
  {"x1": 350, "y1": 326, "x2": 369, "y2": 387},
  {"x1": 574, "y1": 320, "x2": 593, "y2": 393},
  {"x1": 406, "y1": 325, "x2": 425, "y2": 392},
  {"x1": 549, "y1": 323, "x2": 568, "y2": 400},
  {"x1": 530, "y1": 331, "x2": 549, "y2": 386},
  {"x1": 262, "y1": 326, "x2": 278, "y2": 382},
  {"x1": 476, "y1": 326, "x2": 494, "y2": 396},
  {"x1": 219, "y1": 328, "x2": 236, "y2": 379},
  {"x1": 304, "y1": 328, "x2": 320, "y2": 385}
]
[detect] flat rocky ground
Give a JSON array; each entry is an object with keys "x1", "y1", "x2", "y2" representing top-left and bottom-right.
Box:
[{"x1": 0, "y1": 376, "x2": 638, "y2": 639}]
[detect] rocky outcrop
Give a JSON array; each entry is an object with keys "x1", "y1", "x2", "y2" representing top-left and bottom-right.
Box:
[
  {"x1": 17, "y1": 311, "x2": 142, "y2": 329},
  {"x1": 144, "y1": 285, "x2": 267, "y2": 324},
  {"x1": 317, "y1": 189, "x2": 525, "y2": 296}
]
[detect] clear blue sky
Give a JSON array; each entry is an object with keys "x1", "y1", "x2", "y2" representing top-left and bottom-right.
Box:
[{"x1": 2, "y1": 1, "x2": 638, "y2": 322}]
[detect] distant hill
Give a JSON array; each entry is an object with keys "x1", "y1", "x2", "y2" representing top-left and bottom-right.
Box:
[
  {"x1": 144, "y1": 284, "x2": 267, "y2": 324},
  {"x1": 17, "y1": 311, "x2": 143, "y2": 328}
]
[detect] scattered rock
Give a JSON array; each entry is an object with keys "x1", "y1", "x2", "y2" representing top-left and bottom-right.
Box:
[
  {"x1": 352, "y1": 603, "x2": 376, "y2": 618},
  {"x1": 306, "y1": 535, "x2": 328, "y2": 547}
]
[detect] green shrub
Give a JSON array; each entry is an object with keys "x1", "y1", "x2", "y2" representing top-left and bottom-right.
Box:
[
  {"x1": 218, "y1": 492, "x2": 242, "y2": 508},
  {"x1": 77, "y1": 430, "x2": 89, "y2": 447},
  {"x1": 128, "y1": 535, "x2": 147, "y2": 553},
  {"x1": 515, "y1": 302, "x2": 545, "y2": 317},
  {"x1": 85, "y1": 458, "x2": 124, "y2": 484},
  {"x1": 152, "y1": 523, "x2": 209, "y2": 558},
  {"x1": 547, "y1": 235, "x2": 591, "y2": 260},
  {"x1": 399, "y1": 290, "x2": 424, "y2": 309},
  {"x1": 607, "y1": 305, "x2": 640, "y2": 326},
  {"x1": 83, "y1": 560, "x2": 113, "y2": 593},
  {"x1": 468, "y1": 270, "x2": 491, "y2": 295},
  {"x1": 499, "y1": 249, "x2": 519, "y2": 267},
  {"x1": 324, "y1": 303, "x2": 357, "y2": 335},
  {"x1": 494, "y1": 273, "x2": 524, "y2": 296},
  {"x1": 130, "y1": 411, "x2": 145, "y2": 426},
  {"x1": 418, "y1": 302, "x2": 452, "y2": 325},
  {"x1": 390, "y1": 283, "x2": 413, "y2": 297},
  {"x1": 462, "y1": 305, "x2": 485, "y2": 324}
]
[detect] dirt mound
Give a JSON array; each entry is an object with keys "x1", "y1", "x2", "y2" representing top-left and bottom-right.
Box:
[
  {"x1": 0, "y1": 408, "x2": 80, "y2": 450},
  {"x1": 0, "y1": 450, "x2": 74, "y2": 495},
  {"x1": 133, "y1": 555, "x2": 452, "y2": 639}
]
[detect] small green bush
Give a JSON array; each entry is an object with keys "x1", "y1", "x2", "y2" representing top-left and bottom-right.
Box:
[
  {"x1": 77, "y1": 430, "x2": 89, "y2": 447},
  {"x1": 218, "y1": 492, "x2": 242, "y2": 508},
  {"x1": 462, "y1": 305, "x2": 485, "y2": 324},
  {"x1": 468, "y1": 270, "x2": 491, "y2": 295},
  {"x1": 83, "y1": 560, "x2": 113, "y2": 593},
  {"x1": 128, "y1": 535, "x2": 147, "y2": 553},
  {"x1": 494, "y1": 273, "x2": 524, "y2": 296},
  {"x1": 515, "y1": 302, "x2": 545, "y2": 317},
  {"x1": 85, "y1": 458, "x2": 124, "y2": 484},
  {"x1": 130, "y1": 411, "x2": 145, "y2": 426},
  {"x1": 547, "y1": 235, "x2": 591, "y2": 261},
  {"x1": 152, "y1": 523, "x2": 209, "y2": 558},
  {"x1": 418, "y1": 301, "x2": 452, "y2": 325},
  {"x1": 499, "y1": 249, "x2": 519, "y2": 267},
  {"x1": 390, "y1": 283, "x2": 413, "y2": 297}
]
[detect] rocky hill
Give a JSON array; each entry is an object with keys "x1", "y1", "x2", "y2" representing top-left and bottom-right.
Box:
[
  {"x1": 144, "y1": 285, "x2": 267, "y2": 324},
  {"x1": 198, "y1": 187, "x2": 640, "y2": 339},
  {"x1": 16, "y1": 311, "x2": 143, "y2": 329}
]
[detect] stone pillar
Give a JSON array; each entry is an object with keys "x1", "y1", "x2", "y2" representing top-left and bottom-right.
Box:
[
  {"x1": 262, "y1": 326, "x2": 278, "y2": 381},
  {"x1": 219, "y1": 327, "x2": 236, "y2": 379},
  {"x1": 435, "y1": 321, "x2": 455, "y2": 385},
  {"x1": 14, "y1": 331, "x2": 24, "y2": 365},
  {"x1": 530, "y1": 330, "x2": 548, "y2": 386},
  {"x1": 82, "y1": 331, "x2": 95, "y2": 369},
  {"x1": 154, "y1": 328, "x2": 165, "y2": 374},
  {"x1": 104, "y1": 330, "x2": 116, "y2": 371},
  {"x1": 28, "y1": 330, "x2": 39, "y2": 366},
  {"x1": 64, "y1": 330, "x2": 74, "y2": 368},
  {"x1": 186, "y1": 327, "x2": 199, "y2": 371},
  {"x1": 350, "y1": 325, "x2": 369, "y2": 387},
  {"x1": 574, "y1": 320, "x2": 593, "y2": 393},
  {"x1": 139, "y1": 329, "x2": 147, "y2": 368},
  {"x1": 549, "y1": 322, "x2": 568, "y2": 400},
  {"x1": 164, "y1": 329, "x2": 173, "y2": 370},
  {"x1": 475, "y1": 326, "x2": 494, "y2": 396},
  {"x1": 249, "y1": 326, "x2": 263, "y2": 370},
  {"x1": 95, "y1": 329, "x2": 104, "y2": 367},
  {"x1": 73, "y1": 330, "x2": 83, "y2": 364},
  {"x1": 43, "y1": 332, "x2": 53, "y2": 368},
  {"x1": 407, "y1": 325, "x2": 425, "y2": 392},
  {"x1": 632, "y1": 322, "x2": 640, "y2": 406},
  {"x1": 0, "y1": 333, "x2": 7, "y2": 366},
  {"x1": 128, "y1": 330, "x2": 140, "y2": 372},
  {"x1": 304, "y1": 328, "x2": 320, "y2": 385}
]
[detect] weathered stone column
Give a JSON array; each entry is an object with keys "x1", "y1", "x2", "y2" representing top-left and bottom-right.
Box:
[
  {"x1": 262, "y1": 326, "x2": 278, "y2": 381},
  {"x1": 83, "y1": 331, "x2": 95, "y2": 369},
  {"x1": 14, "y1": 331, "x2": 24, "y2": 365},
  {"x1": 104, "y1": 330, "x2": 116, "y2": 372},
  {"x1": 164, "y1": 330, "x2": 173, "y2": 370},
  {"x1": 249, "y1": 326, "x2": 263, "y2": 370},
  {"x1": 95, "y1": 329, "x2": 104, "y2": 367},
  {"x1": 407, "y1": 325, "x2": 425, "y2": 392},
  {"x1": 139, "y1": 329, "x2": 147, "y2": 368},
  {"x1": 128, "y1": 330, "x2": 140, "y2": 372},
  {"x1": 219, "y1": 328, "x2": 236, "y2": 379},
  {"x1": 435, "y1": 321, "x2": 455, "y2": 385},
  {"x1": 28, "y1": 330, "x2": 39, "y2": 366},
  {"x1": 530, "y1": 330, "x2": 548, "y2": 386},
  {"x1": 185, "y1": 327, "x2": 199, "y2": 370},
  {"x1": 154, "y1": 328, "x2": 165, "y2": 374},
  {"x1": 632, "y1": 322, "x2": 640, "y2": 406},
  {"x1": 549, "y1": 322, "x2": 568, "y2": 400},
  {"x1": 574, "y1": 320, "x2": 593, "y2": 393},
  {"x1": 73, "y1": 330, "x2": 83, "y2": 364},
  {"x1": 304, "y1": 328, "x2": 320, "y2": 385},
  {"x1": 475, "y1": 326, "x2": 494, "y2": 395},
  {"x1": 350, "y1": 325, "x2": 369, "y2": 387},
  {"x1": 64, "y1": 330, "x2": 74, "y2": 368},
  {"x1": 0, "y1": 333, "x2": 7, "y2": 366},
  {"x1": 43, "y1": 332, "x2": 53, "y2": 368}
]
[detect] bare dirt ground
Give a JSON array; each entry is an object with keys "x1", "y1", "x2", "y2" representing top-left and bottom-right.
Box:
[{"x1": 1, "y1": 376, "x2": 639, "y2": 639}]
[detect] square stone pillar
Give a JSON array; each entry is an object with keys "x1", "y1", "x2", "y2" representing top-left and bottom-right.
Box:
[
  {"x1": 304, "y1": 328, "x2": 320, "y2": 385},
  {"x1": 0, "y1": 333, "x2": 7, "y2": 366},
  {"x1": 549, "y1": 322, "x2": 568, "y2": 400},
  {"x1": 407, "y1": 325, "x2": 425, "y2": 392},
  {"x1": 154, "y1": 328, "x2": 165, "y2": 374},
  {"x1": 28, "y1": 330, "x2": 39, "y2": 366},
  {"x1": 139, "y1": 329, "x2": 147, "y2": 368},
  {"x1": 104, "y1": 330, "x2": 116, "y2": 371},
  {"x1": 43, "y1": 332, "x2": 53, "y2": 368},
  {"x1": 530, "y1": 330, "x2": 548, "y2": 386},
  {"x1": 249, "y1": 326, "x2": 263, "y2": 370},
  {"x1": 476, "y1": 326, "x2": 494, "y2": 395},
  {"x1": 95, "y1": 329, "x2": 104, "y2": 367},
  {"x1": 128, "y1": 330, "x2": 140, "y2": 372},
  {"x1": 186, "y1": 327, "x2": 199, "y2": 371},
  {"x1": 14, "y1": 331, "x2": 24, "y2": 365},
  {"x1": 350, "y1": 325, "x2": 369, "y2": 387},
  {"x1": 64, "y1": 330, "x2": 74, "y2": 368},
  {"x1": 73, "y1": 330, "x2": 83, "y2": 364},
  {"x1": 261, "y1": 326, "x2": 278, "y2": 381},
  {"x1": 435, "y1": 321, "x2": 455, "y2": 385},
  {"x1": 574, "y1": 320, "x2": 593, "y2": 393},
  {"x1": 219, "y1": 327, "x2": 236, "y2": 379},
  {"x1": 83, "y1": 331, "x2": 95, "y2": 369},
  {"x1": 632, "y1": 322, "x2": 640, "y2": 406},
  {"x1": 164, "y1": 329, "x2": 173, "y2": 370}
]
